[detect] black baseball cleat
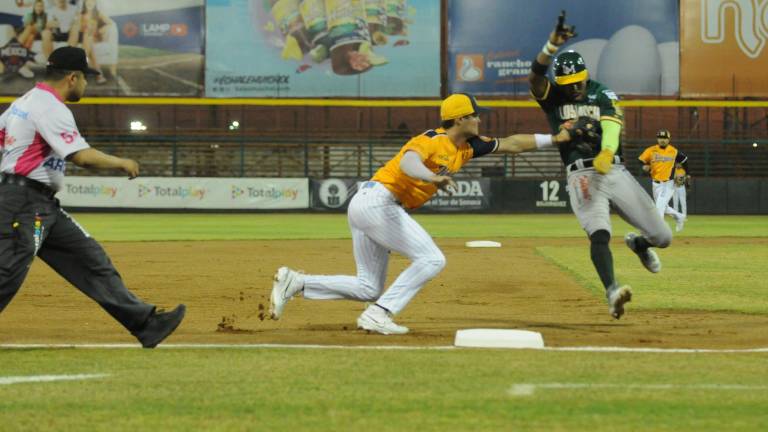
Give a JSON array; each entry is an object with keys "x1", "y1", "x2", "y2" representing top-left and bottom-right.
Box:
[{"x1": 132, "y1": 304, "x2": 186, "y2": 348}]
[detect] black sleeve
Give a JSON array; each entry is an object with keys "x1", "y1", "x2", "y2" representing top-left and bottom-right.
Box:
[
  {"x1": 468, "y1": 136, "x2": 499, "y2": 158},
  {"x1": 536, "y1": 80, "x2": 561, "y2": 112},
  {"x1": 675, "y1": 149, "x2": 688, "y2": 164}
]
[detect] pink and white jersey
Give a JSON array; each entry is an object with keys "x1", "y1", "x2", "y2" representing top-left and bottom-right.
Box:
[{"x1": 0, "y1": 83, "x2": 90, "y2": 191}]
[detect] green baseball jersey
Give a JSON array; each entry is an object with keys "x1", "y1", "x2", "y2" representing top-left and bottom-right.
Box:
[{"x1": 536, "y1": 79, "x2": 624, "y2": 165}]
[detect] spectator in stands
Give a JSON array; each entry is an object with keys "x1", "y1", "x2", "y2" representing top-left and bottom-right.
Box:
[
  {"x1": 78, "y1": 0, "x2": 113, "y2": 84},
  {"x1": 18, "y1": 0, "x2": 52, "y2": 51},
  {"x1": 6, "y1": 0, "x2": 49, "y2": 78}
]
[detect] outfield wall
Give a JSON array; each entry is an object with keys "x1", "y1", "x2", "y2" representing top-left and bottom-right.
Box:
[{"x1": 60, "y1": 176, "x2": 767, "y2": 214}]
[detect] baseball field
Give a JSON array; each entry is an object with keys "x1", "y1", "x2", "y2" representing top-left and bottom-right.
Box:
[{"x1": 1, "y1": 213, "x2": 767, "y2": 430}]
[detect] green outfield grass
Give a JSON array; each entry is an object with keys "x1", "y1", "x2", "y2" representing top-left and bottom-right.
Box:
[
  {"x1": 70, "y1": 213, "x2": 768, "y2": 242},
  {"x1": 0, "y1": 348, "x2": 766, "y2": 431}
]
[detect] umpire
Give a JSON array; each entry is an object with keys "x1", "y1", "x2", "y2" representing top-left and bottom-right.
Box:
[{"x1": 0, "y1": 47, "x2": 185, "y2": 348}]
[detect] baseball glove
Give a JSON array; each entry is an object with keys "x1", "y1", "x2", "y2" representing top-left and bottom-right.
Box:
[{"x1": 568, "y1": 116, "x2": 602, "y2": 154}]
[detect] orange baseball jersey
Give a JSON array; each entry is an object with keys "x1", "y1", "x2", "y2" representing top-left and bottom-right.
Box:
[
  {"x1": 638, "y1": 144, "x2": 688, "y2": 182},
  {"x1": 371, "y1": 128, "x2": 496, "y2": 209}
]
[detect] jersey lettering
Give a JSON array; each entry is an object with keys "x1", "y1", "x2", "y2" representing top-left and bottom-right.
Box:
[
  {"x1": 43, "y1": 157, "x2": 66, "y2": 172},
  {"x1": 557, "y1": 104, "x2": 601, "y2": 121},
  {"x1": 651, "y1": 154, "x2": 675, "y2": 162},
  {"x1": 60, "y1": 131, "x2": 80, "y2": 144}
]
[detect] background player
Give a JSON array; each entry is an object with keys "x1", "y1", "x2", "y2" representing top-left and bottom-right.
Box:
[
  {"x1": 0, "y1": 46, "x2": 185, "y2": 348},
  {"x1": 528, "y1": 11, "x2": 673, "y2": 319},
  {"x1": 268, "y1": 93, "x2": 573, "y2": 335},
  {"x1": 639, "y1": 129, "x2": 687, "y2": 232},
  {"x1": 672, "y1": 162, "x2": 691, "y2": 222}
]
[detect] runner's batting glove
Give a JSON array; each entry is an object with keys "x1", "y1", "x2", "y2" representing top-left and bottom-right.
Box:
[
  {"x1": 593, "y1": 149, "x2": 614, "y2": 174},
  {"x1": 550, "y1": 10, "x2": 577, "y2": 46}
]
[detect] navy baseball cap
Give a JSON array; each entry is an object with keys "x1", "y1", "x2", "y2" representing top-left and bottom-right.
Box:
[{"x1": 46, "y1": 46, "x2": 101, "y2": 75}]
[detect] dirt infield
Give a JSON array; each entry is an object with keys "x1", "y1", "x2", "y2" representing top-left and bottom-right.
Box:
[{"x1": 1, "y1": 238, "x2": 766, "y2": 349}]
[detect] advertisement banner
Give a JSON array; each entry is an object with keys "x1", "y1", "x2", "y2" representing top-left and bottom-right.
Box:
[
  {"x1": 421, "y1": 178, "x2": 491, "y2": 211},
  {"x1": 680, "y1": 0, "x2": 768, "y2": 97},
  {"x1": 310, "y1": 178, "x2": 358, "y2": 211},
  {"x1": 310, "y1": 178, "x2": 492, "y2": 212},
  {"x1": 448, "y1": 0, "x2": 680, "y2": 96},
  {"x1": 59, "y1": 176, "x2": 309, "y2": 209},
  {"x1": 0, "y1": 1, "x2": 204, "y2": 96},
  {"x1": 205, "y1": 0, "x2": 440, "y2": 97}
]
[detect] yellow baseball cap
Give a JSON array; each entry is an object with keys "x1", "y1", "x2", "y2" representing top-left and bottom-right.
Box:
[{"x1": 440, "y1": 93, "x2": 490, "y2": 121}]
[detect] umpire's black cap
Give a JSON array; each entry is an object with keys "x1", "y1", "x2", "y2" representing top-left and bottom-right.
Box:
[
  {"x1": 46, "y1": 47, "x2": 101, "y2": 75},
  {"x1": 656, "y1": 129, "x2": 671, "y2": 139}
]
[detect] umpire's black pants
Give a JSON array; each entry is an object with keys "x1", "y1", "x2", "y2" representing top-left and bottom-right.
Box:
[{"x1": 0, "y1": 183, "x2": 154, "y2": 332}]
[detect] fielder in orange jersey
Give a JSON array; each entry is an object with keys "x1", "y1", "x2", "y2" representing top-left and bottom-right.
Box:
[
  {"x1": 639, "y1": 129, "x2": 687, "y2": 232},
  {"x1": 672, "y1": 164, "x2": 691, "y2": 221},
  {"x1": 268, "y1": 93, "x2": 573, "y2": 335}
]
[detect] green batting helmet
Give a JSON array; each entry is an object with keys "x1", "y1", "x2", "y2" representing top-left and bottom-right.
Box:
[{"x1": 553, "y1": 50, "x2": 588, "y2": 85}]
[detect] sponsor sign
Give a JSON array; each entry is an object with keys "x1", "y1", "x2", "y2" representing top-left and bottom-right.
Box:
[
  {"x1": 448, "y1": 0, "x2": 679, "y2": 95},
  {"x1": 680, "y1": 0, "x2": 768, "y2": 97},
  {"x1": 535, "y1": 180, "x2": 568, "y2": 208},
  {"x1": 310, "y1": 178, "x2": 358, "y2": 211},
  {"x1": 311, "y1": 178, "x2": 492, "y2": 212},
  {"x1": 205, "y1": 0, "x2": 440, "y2": 97},
  {"x1": 421, "y1": 178, "x2": 491, "y2": 211},
  {"x1": 59, "y1": 177, "x2": 308, "y2": 209}
]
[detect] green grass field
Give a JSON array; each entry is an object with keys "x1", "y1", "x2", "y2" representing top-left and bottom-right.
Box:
[
  {"x1": 1, "y1": 213, "x2": 767, "y2": 431},
  {"x1": 71, "y1": 213, "x2": 768, "y2": 241}
]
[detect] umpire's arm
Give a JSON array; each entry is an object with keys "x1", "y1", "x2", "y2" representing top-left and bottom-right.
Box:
[{"x1": 69, "y1": 148, "x2": 140, "y2": 179}]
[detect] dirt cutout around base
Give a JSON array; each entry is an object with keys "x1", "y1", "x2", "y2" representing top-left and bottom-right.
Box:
[{"x1": 1, "y1": 238, "x2": 766, "y2": 349}]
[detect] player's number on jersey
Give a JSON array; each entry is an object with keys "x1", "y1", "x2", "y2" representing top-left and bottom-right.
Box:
[
  {"x1": 60, "y1": 131, "x2": 79, "y2": 144},
  {"x1": 539, "y1": 180, "x2": 560, "y2": 201}
]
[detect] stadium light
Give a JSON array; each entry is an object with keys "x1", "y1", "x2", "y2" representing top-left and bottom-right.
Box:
[
  {"x1": 130, "y1": 121, "x2": 147, "y2": 132},
  {"x1": 229, "y1": 120, "x2": 240, "y2": 131}
]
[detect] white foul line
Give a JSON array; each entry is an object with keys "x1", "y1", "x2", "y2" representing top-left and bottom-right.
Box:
[
  {"x1": 0, "y1": 343, "x2": 456, "y2": 350},
  {"x1": 0, "y1": 343, "x2": 767, "y2": 353},
  {"x1": 0, "y1": 374, "x2": 109, "y2": 386},
  {"x1": 509, "y1": 382, "x2": 768, "y2": 396},
  {"x1": 543, "y1": 346, "x2": 768, "y2": 353}
]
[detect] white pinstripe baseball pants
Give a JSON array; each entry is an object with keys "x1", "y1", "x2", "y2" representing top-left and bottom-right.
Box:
[
  {"x1": 303, "y1": 181, "x2": 446, "y2": 315},
  {"x1": 652, "y1": 180, "x2": 684, "y2": 220}
]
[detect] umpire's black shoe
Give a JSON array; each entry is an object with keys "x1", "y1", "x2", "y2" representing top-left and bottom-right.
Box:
[{"x1": 133, "y1": 304, "x2": 186, "y2": 348}]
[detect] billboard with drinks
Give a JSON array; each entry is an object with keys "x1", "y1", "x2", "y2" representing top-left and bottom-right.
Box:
[{"x1": 205, "y1": 0, "x2": 440, "y2": 97}]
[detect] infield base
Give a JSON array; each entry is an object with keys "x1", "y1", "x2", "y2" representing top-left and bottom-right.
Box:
[{"x1": 454, "y1": 329, "x2": 545, "y2": 349}]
